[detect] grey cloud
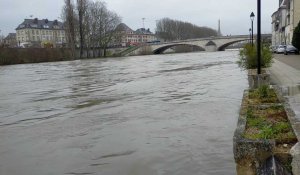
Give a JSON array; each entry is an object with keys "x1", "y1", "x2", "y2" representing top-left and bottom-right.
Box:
[{"x1": 0, "y1": 0, "x2": 278, "y2": 36}]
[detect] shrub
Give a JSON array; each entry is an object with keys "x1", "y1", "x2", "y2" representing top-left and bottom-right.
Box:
[
  {"x1": 292, "y1": 21, "x2": 300, "y2": 50},
  {"x1": 258, "y1": 85, "x2": 269, "y2": 99},
  {"x1": 237, "y1": 44, "x2": 273, "y2": 69}
]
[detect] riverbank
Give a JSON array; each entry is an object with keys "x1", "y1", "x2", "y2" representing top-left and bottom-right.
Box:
[
  {"x1": 0, "y1": 47, "x2": 129, "y2": 65},
  {"x1": 0, "y1": 48, "x2": 72, "y2": 65}
]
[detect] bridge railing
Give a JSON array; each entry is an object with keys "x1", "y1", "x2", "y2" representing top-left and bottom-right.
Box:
[{"x1": 149, "y1": 34, "x2": 271, "y2": 45}]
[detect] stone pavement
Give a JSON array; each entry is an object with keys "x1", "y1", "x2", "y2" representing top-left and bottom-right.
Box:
[
  {"x1": 269, "y1": 54, "x2": 300, "y2": 119},
  {"x1": 268, "y1": 54, "x2": 300, "y2": 174}
]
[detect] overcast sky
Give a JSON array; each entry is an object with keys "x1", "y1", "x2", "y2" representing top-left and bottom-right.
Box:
[{"x1": 0, "y1": 0, "x2": 278, "y2": 36}]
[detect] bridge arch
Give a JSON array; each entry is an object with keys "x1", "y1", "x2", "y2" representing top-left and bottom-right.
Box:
[
  {"x1": 153, "y1": 44, "x2": 205, "y2": 54},
  {"x1": 205, "y1": 41, "x2": 217, "y2": 52},
  {"x1": 205, "y1": 41, "x2": 217, "y2": 46},
  {"x1": 217, "y1": 39, "x2": 249, "y2": 51}
]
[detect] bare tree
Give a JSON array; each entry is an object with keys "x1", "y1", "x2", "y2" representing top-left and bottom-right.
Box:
[
  {"x1": 100, "y1": 10, "x2": 121, "y2": 57},
  {"x1": 62, "y1": 0, "x2": 76, "y2": 58},
  {"x1": 0, "y1": 35, "x2": 5, "y2": 48},
  {"x1": 62, "y1": 0, "x2": 121, "y2": 58},
  {"x1": 156, "y1": 18, "x2": 218, "y2": 41},
  {"x1": 86, "y1": 1, "x2": 121, "y2": 57},
  {"x1": 76, "y1": 0, "x2": 88, "y2": 58}
]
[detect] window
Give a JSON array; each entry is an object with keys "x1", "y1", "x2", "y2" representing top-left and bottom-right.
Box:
[
  {"x1": 32, "y1": 30, "x2": 34, "y2": 34},
  {"x1": 287, "y1": 15, "x2": 290, "y2": 25},
  {"x1": 33, "y1": 36, "x2": 35, "y2": 41}
]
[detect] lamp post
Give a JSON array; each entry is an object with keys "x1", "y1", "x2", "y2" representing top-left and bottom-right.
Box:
[
  {"x1": 250, "y1": 12, "x2": 255, "y2": 46},
  {"x1": 249, "y1": 28, "x2": 252, "y2": 44},
  {"x1": 257, "y1": 0, "x2": 261, "y2": 74}
]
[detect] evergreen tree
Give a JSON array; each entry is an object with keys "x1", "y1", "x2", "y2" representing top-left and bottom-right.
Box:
[{"x1": 292, "y1": 21, "x2": 300, "y2": 49}]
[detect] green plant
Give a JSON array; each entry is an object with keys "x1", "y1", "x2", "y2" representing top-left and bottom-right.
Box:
[
  {"x1": 237, "y1": 44, "x2": 273, "y2": 69},
  {"x1": 246, "y1": 109, "x2": 254, "y2": 118},
  {"x1": 292, "y1": 21, "x2": 300, "y2": 50},
  {"x1": 258, "y1": 85, "x2": 269, "y2": 99},
  {"x1": 248, "y1": 86, "x2": 280, "y2": 104},
  {"x1": 274, "y1": 122, "x2": 290, "y2": 133},
  {"x1": 260, "y1": 125, "x2": 275, "y2": 139},
  {"x1": 247, "y1": 117, "x2": 265, "y2": 129}
]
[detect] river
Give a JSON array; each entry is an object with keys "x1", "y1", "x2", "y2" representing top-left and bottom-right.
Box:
[{"x1": 0, "y1": 51, "x2": 248, "y2": 175}]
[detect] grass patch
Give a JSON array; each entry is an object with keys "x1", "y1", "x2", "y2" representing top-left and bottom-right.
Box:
[
  {"x1": 244, "y1": 106, "x2": 297, "y2": 143},
  {"x1": 247, "y1": 85, "x2": 280, "y2": 104}
]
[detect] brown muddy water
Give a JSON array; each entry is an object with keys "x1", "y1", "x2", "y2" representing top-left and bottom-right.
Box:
[{"x1": 0, "y1": 51, "x2": 247, "y2": 175}]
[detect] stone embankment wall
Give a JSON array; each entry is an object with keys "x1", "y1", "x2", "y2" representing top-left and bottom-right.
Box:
[
  {"x1": 0, "y1": 48, "x2": 72, "y2": 65},
  {"x1": 0, "y1": 47, "x2": 127, "y2": 65},
  {"x1": 234, "y1": 70, "x2": 299, "y2": 174}
]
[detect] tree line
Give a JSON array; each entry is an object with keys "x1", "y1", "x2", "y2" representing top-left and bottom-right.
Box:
[
  {"x1": 62, "y1": 0, "x2": 121, "y2": 59},
  {"x1": 156, "y1": 18, "x2": 218, "y2": 41}
]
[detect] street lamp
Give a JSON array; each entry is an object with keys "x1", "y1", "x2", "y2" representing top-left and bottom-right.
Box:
[
  {"x1": 257, "y1": 0, "x2": 261, "y2": 74},
  {"x1": 250, "y1": 12, "x2": 255, "y2": 46},
  {"x1": 249, "y1": 28, "x2": 252, "y2": 43}
]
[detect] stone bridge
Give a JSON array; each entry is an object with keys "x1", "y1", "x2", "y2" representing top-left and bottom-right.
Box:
[{"x1": 120, "y1": 34, "x2": 271, "y2": 56}]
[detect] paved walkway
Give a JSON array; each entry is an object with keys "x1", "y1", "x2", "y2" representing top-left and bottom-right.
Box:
[
  {"x1": 269, "y1": 54, "x2": 300, "y2": 174},
  {"x1": 269, "y1": 54, "x2": 300, "y2": 120}
]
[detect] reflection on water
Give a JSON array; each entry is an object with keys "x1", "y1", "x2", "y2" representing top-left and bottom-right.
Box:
[{"x1": 0, "y1": 51, "x2": 247, "y2": 175}]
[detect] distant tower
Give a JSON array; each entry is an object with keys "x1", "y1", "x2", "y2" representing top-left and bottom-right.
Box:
[
  {"x1": 218, "y1": 19, "x2": 222, "y2": 36},
  {"x1": 142, "y1": 18, "x2": 145, "y2": 29}
]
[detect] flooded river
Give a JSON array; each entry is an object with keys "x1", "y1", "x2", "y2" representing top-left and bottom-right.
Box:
[{"x1": 0, "y1": 51, "x2": 247, "y2": 175}]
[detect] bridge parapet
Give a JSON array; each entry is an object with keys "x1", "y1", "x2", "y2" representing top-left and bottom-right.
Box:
[{"x1": 118, "y1": 34, "x2": 272, "y2": 56}]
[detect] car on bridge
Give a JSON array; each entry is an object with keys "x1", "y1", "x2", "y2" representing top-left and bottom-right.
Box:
[{"x1": 284, "y1": 45, "x2": 299, "y2": 55}]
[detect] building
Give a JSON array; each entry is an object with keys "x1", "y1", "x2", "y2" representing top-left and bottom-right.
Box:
[
  {"x1": 16, "y1": 18, "x2": 66, "y2": 48},
  {"x1": 115, "y1": 23, "x2": 157, "y2": 47},
  {"x1": 3, "y1": 33, "x2": 17, "y2": 47},
  {"x1": 271, "y1": 0, "x2": 300, "y2": 46}
]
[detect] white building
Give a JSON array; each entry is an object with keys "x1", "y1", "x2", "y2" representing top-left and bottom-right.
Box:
[
  {"x1": 16, "y1": 18, "x2": 66, "y2": 48},
  {"x1": 272, "y1": 0, "x2": 300, "y2": 46}
]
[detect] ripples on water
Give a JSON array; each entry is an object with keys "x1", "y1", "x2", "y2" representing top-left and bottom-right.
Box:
[{"x1": 0, "y1": 51, "x2": 247, "y2": 175}]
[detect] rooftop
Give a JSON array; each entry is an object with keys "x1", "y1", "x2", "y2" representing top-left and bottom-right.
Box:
[
  {"x1": 16, "y1": 18, "x2": 64, "y2": 30},
  {"x1": 135, "y1": 28, "x2": 153, "y2": 35},
  {"x1": 4, "y1": 33, "x2": 16, "y2": 40},
  {"x1": 115, "y1": 23, "x2": 133, "y2": 32}
]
